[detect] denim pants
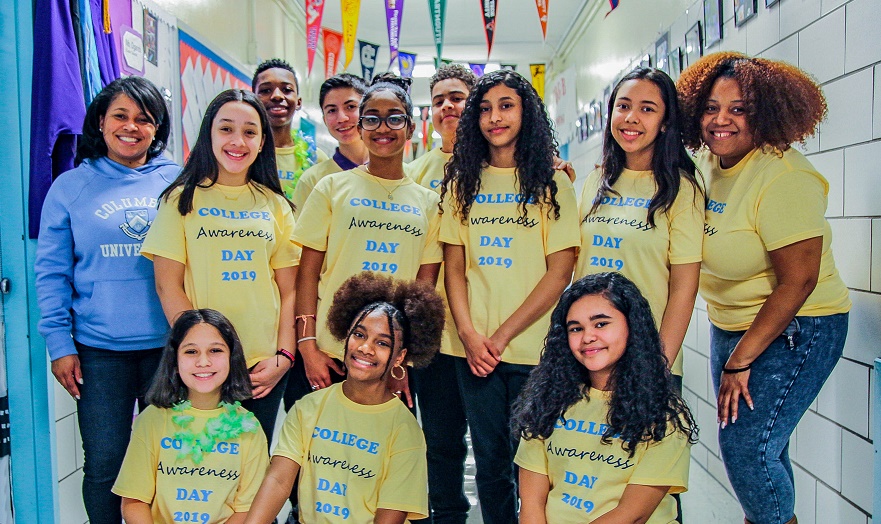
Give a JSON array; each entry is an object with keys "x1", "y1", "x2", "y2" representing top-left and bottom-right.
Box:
[
  {"x1": 414, "y1": 353, "x2": 470, "y2": 524},
  {"x1": 241, "y1": 366, "x2": 289, "y2": 444},
  {"x1": 710, "y1": 313, "x2": 848, "y2": 524},
  {"x1": 75, "y1": 343, "x2": 162, "y2": 524},
  {"x1": 456, "y1": 359, "x2": 532, "y2": 524}
]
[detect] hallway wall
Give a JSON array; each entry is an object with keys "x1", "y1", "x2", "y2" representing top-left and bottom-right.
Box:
[{"x1": 562, "y1": 1, "x2": 880, "y2": 522}]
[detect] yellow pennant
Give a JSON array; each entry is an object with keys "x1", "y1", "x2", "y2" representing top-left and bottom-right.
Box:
[
  {"x1": 340, "y1": 0, "x2": 361, "y2": 69},
  {"x1": 530, "y1": 63, "x2": 546, "y2": 99}
]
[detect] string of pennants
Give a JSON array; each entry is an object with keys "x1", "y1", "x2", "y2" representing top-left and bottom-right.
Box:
[{"x1": 304, "y1": 0, "x2": 571, "y2": 92}]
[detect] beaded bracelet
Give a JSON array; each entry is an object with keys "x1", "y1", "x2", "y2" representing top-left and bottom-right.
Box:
[{"x1": 276, "y1": 348, "x2": 295, "y2": 367}]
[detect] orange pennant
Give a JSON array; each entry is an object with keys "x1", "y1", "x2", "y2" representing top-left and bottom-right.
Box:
[{"x1": 535, "y1": 0, "x2": 548, "y2": 40}]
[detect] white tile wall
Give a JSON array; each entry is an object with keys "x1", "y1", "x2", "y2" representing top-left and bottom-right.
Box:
[
  {"x1": 874, "y1": 66, "x2": 881, "y2": 139},
  {"x1": 57, "y1": 468, "x2": 87, "y2": 524},
  {"x1": 829, "y1": 218, "x2": 872, "y2": 290},
  {"x1": 843, "y1": 290, "x2": 881, "y2": 365},
  {"x1": 816, "y1": 481, "x2": 869, "y2": 524},
  {"x1": 823, "y1": 0, "x2": 849, "y2": 13},
  {"x1": 817, "y1": 357, "x2": 870, "y2": 436},
  {"x1": 746, "y1": 5, "x2": 781, "y2": 56},
  {"x1": 760, "y1": 34, "x2": 799, "y2": 66},
  {"x1": 807, "y1": 149, "x2": 844, "y2": 217},
  {"x1": 841, "y1": 428, "x2": 874, "y2": 512},
  {"x1": 821, "y1": 68, "x2": 874, "y2": 150},
  {"x1": 794, "y1": 410, "x2": 842, "y2": 490},
  {"x1": 780, "y1": 0, "x2": 823, "y2": 38},
  {"x1": 696, "y1": 398, "x2": 720, "y2": 456},
  {"x1": 798, "y1": 7, "x2": 846, "y2": 84},
  {"x1": 54, "y1": 414, "x2": 76, "y2": 481},
  {"x1": 794, "y1": 465, "x2": 818, "y2": 524},
  {"x1": 844, "y1": 0, "x2": 881, "y2": 73},
  {"x1": 844, "y1": 139, "x2": 881, "y2": 217}
]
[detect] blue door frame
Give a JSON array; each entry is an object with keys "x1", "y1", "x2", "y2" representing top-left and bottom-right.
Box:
[{"x1": 1, "y1": 1, "x2": 59, "y2": 522}]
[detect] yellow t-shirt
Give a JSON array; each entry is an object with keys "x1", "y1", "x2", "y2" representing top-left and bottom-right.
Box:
[
  {"x1": 293, "y1": 168, "x2": 443, "y2": 360},
  {"x1": 112, "y1": 404, "x2": 269, "y2": 523},
  {"x1": 273, "y1": 382, "x2": 429, "y2": 522},
  {"x1": 141, "y1": 183, "x2": 300, "y2": 367},
  {"x1": 439, "y1": 167, "x2": 580, "y2": 365},
  {"x1": 408, "y1": 148, "x2": 464, "y2": 358},
  {"x1": 292, "y1": 158, "x2": 344, "y2": 219},
  {"x1": 697, "y1": 148, "x2": 851, "y2": 330},
  {"x1": 277, "y1": 143, "x2": 329, "y2": 199},
  {"x1": 514, "y1": 389, "x2": 690, "y2": 524},
  {"x1": 576, "y1": 169, "x2": 704, "y2": 375}
]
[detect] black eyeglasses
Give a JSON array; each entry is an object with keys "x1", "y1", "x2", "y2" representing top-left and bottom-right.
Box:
[{"x1": 359, "y1": 114, "x2": 410, "y2": 131}]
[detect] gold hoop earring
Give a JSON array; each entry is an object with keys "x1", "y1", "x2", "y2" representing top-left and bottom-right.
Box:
[{"x1": 391, "y1": 364, "x2": 406, "y2": 380}]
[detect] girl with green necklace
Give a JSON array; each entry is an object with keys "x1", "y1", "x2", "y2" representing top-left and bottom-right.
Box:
[{"x1": 113, "y1": 309, "x2": 269, "y2": 524}]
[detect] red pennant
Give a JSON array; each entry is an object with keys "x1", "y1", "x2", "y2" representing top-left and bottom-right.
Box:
[
  {"x1": 323, "y1": 28, "x2": 343, "y2": 79},
  {"x1": 305, "y1": 0, "x2": 325, "y2": 76},
  {"x1": 535, "y1": 0, "x2": 548, "y2": 40}
]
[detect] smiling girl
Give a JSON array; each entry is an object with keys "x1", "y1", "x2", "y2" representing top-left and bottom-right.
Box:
[
  {"x1": 244, "y1": 272, "x2": 444, "y2": 524},
  {"x1": 439, "y1": 70, "x2": 580, "y2": 523},
  {"x1": 578, "y1": 68, "x2": 704, "y2": 387},
  {"x1": 293, "y1": 76, "x2": 442, "y2": 405},
  {"x1": 142, "y1": 89, "x2": 299, "y2": 442},
  {"x1": 113, "y1": 309, "x2": 268, "y2": 524},
  {"x1": 512, "y1": 273, "x2": 698, "y2": 524}
]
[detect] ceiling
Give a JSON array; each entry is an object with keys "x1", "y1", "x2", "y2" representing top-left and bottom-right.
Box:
[{"x1": 297, "y1": 0, "x2": 601, "y2": 104}]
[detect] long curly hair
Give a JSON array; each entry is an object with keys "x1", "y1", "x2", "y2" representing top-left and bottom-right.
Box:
[
  {"x1": 512, "y1": 273, "x2": 698, "y2": 457},
  {"x1": 440, "y1": 70, "x2": 561, "y2": 222},
  {"x1": 147, "y1": 309, "x2": 252, "y2": 408},
  {"x1": 677, "y1": 51, "x2": 826, "y2": 151},
  {"x1": 326, "y1": 272, "x2": 444, "y2": 370},
  {"x1": 590, "y1": 68, "x2": 703, "y2": 228},
  {"x1": 159, "y1": 89, "x2": 292, "y2": 215}
]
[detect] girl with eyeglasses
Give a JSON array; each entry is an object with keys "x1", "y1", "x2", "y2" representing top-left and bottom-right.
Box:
[{"x1": 292, "y1": 75, "x2": 442, "y2": 411}]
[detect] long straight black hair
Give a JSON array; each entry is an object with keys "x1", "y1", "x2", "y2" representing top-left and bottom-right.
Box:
[
  {"x1": 589, "y1": 68, "x2": 703, "y2": 228},
  {"x1": 159, "y1": 89, "x2": 293, "y2": 214}
]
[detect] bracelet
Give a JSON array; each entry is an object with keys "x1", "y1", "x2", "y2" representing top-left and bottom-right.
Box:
[
  {"x1": 276, "y1": 348, "x2": 295, "y2": 367},
  {"x1": 722, "y1": 363, "x2": 752, "y2": 374},
  {"x1": 297, "y1": 336, "x2": 317, "y2": 344},
  {"x1": 295, "y1": 314, "x2": 316, "y2": 336}
]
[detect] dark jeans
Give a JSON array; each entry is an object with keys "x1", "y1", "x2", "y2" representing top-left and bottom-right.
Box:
[
  {"x1": 413, "y1": 354, "x2": 470, "y2": 524},
  {"x1": 75, "y1": 343, "x2": 162, "y2": 524},
  {"x1": 241, "y1": 367, "x2": 289, "y2": 444},
  {"x1": 455, "y1": 359, "x2": 532, "y2": 524},
  {"x1": 711, "y1": 314, "x2": 848, "y2": 524}
]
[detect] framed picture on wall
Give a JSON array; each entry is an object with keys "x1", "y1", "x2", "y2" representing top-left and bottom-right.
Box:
[
  {"x1": 684, "y1": 21, "x2": 703, "y2": 68},
  {"x1": 639, "y1": 53, "x2": 652, "y2": 69},
  {"x1": 602, "y1": 84, "x2": 612, "y2": 125},
  {"x1": 668, "y1": 47, "x2": 683, "y2": 79},
  {"x1": 734, "y1": 0, "x2": 758, "y2": 26},
  {"x1": 590, "y1": 100, "x2": 603, "y2": 135},
  {"x1": 704, "y1": 0, "x2": 723, "y2": 48},
  {"x1": 655, "y1": 33, "x2": 669, "y2": 74},
  {"x1": 766, "y1": 0, "x2": 780, "y2": 5},
  {"x1": 587, "y1": 102, "x2": 598, "y2": 136}
]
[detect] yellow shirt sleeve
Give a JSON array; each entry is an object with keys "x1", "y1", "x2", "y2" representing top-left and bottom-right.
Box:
[
  {"x1": 439, "y1": 193, "x2": 464, "y2": 246},
  {"x1": 756, "y1": 170, "x2": 828, "y2": 251},
  {"x1": 292, "y1": 177, "x2": 334, "y2": 252},
  {"x1": 421, "y1": 191, "x2": 443, "y2": 264},
  {"x1": 292, "y1": 158, "x2": 343, "y2": 219},
  {"x1": 668, "y1": 179, "x2": 705, "y2": 265},
  {"x1": 111, "y1": 407, "x2": 157, "y2": 503},
  {"x1": 376, "y1": 423, "x2": 430, "y2": 519},
  {"x1": 273, "y1": 398, "x2": 307, "y2": 465},
  {"x1": 514, "y1": 436, "x2": 549, "y2": 476},
  {"x1": 141, "y1": 190, "x2": 186, "y2": 263},
  {"x1": 627, "y1": 427, "x2": 691, "y2": 495},
  {"x1": 545, "y1": 171, "x2": 582, "y2": 256},
  {"x1": 271, "y1": 201, "x2": 301, "y2": 268}
]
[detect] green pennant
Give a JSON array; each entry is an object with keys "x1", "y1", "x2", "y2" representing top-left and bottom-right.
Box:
[{"x1": 428, "y1": 0, "x2": 446, "y2": 63}]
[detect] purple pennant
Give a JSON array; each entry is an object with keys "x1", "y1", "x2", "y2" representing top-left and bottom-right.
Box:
[
  {"x1": 385, "y1": 0, "x2": 404, "y2": 68},
  {"x1": 469, "y1": 63, "x2": 485, "y2": 77}
]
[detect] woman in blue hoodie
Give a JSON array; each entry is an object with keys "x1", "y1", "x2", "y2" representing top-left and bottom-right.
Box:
[{"x1": 34, "y1": 76, "x2": 179, "y2": 524}]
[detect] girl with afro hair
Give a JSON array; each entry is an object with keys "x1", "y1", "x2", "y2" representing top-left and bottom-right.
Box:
[
  {"x1": 245, "y1": 272, "x2": 444, "y2": 524},
  {"x1": 677, "y1": 52, "x2": 850, "y2": 524},
  {"x1": 439, "y1": 69, "x2": 580, "y2": 523},
  {"x1": 513, "y1": 272, "x2": 697, "y2": 524}
]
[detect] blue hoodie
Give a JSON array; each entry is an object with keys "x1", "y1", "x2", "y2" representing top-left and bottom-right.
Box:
[{"x1": 36, "y1": 155, "x2": 180, "y2": 360}]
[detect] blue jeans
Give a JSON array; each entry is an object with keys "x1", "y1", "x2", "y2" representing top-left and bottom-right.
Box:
[
  {"x1": 76, "y1": 343, "x2": 162, "y2": 524},
  {"x1": 456, "y1": 359, "x2": 532, "y2": 524},
  {"x1": 414, "y1": 354, "x2": 470, "y2": 524},
  {"x1": 710, "y1": 313, "x2": 848, "y2": 524}
]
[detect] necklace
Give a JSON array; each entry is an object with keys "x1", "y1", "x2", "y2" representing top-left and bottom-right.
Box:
[
  {"x1": 170, "y1": 400, "x2": 259, "y2": 464},
  {"x1": 364, "y1": 165, "x2": 407, "y2": 200}
]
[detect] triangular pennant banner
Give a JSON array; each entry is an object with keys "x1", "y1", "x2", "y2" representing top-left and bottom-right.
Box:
[
  {"x1": 359, "y1": 40, "x2": 380, "y2": 83},
  {"x1": 605, "y1": 0, "x2": 619, "y2": 18},
  {"x1": 479, "y1": 0, "x2": 498, "y2": 58},
  {"x1": 530, "y1": 63, "x2": 545, "y2": 99},
  {"x1": 340, "y1": 0, "x2": 361, "y2": 69},
  {"x1": 428, "y1": 0, "x2": 447, "y2": 63},
  {"x1": 434, "y1": 57, "x2": 453, "y2": 69},
  {"x1": 305, "y1": 0, "x2": 326, "y2": 75},
  {"x1": 500, "y1": 63, "x2": 517, "y2": 71},
  {"x1": 535, "y1": 0, "x2": 548, "y2": 40},
  {"x1": 323, "y1": 28, "x2": 343, "y2": 79},
  {"x1": 398, "y1": 51, "x2": 417, "y2": 79},
  {"x1": 469, "y1": 63, "x2": 485, "y2": 77},
  {"x1": 385, "y1": 0, "x2": 404, "y2": 68}
]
